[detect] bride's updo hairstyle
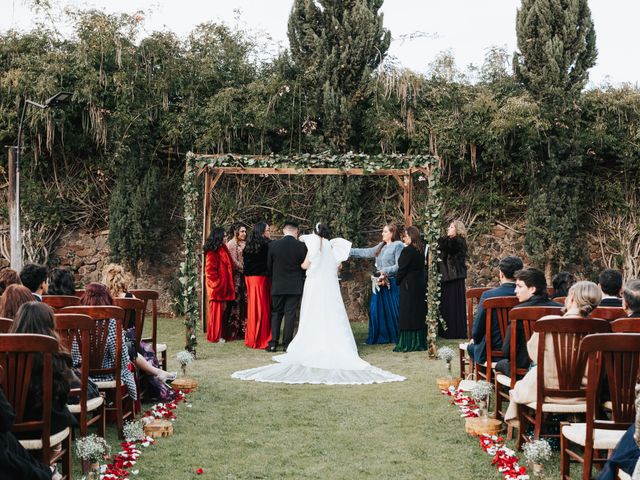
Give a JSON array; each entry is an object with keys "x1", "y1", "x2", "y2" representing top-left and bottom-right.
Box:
[{"x1": 314, "y1": 223, "x2": 331, "y2": 239}]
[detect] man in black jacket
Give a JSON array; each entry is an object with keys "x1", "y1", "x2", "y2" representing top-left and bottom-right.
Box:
[
  {"x1": 266, "y1": 221, "x2": 308, "y2": 352},
  {"x1": 495, "y1": 268, "x2": 562, "y2": 377},
  {"x1": 598, "y1": 269, "x2": 623, "y2": 307}
]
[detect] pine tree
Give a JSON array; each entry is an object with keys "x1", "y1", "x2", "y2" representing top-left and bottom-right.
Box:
[
  {"x1": 288, "y1": 0, "x2": 390, "y2": 152},
  {"x1": 513, "y1": 0, "x2": 597, "y2": 273}
]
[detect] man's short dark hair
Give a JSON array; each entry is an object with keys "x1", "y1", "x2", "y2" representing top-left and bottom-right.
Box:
[
  {"x1": 598, "y1": 269, "x2": 623, "y2": 297},
  {"x1": 498, "y1": 256, "x2": 523, "y2": 280},
  {"x1": 515, "y1": 268, "x2": 547, "y2": 296},
  {"x1": 19, "y1": 263, "x2": 48, "y2": 293},
  {"x1": 623, "y1": 280, "x2": 640, "y2": 313},
  {"x1": 283, "y1": 220, "x2": 299, "y2": 230}
]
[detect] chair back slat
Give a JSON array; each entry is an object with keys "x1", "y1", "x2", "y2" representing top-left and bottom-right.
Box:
[
  {"x1": 466, "y1": 287, "x2": 490, "y2": 340},
  {"x1": 0, "y1": 334, "x2": 57, "y2": 453},
  {"x1": 611, "y1": 318, "x2": 640, "y2": 333},
  {"x1": 534, "y1": 317, "x2": 610, "y2": 400},
  {"x1": 112, "y1": 298, "x2": 145, "y2": 350},
  {"x1": 508, "y1": 307, "x2": 563, "y2": 380},
  {"x1": 42, "y1": 295, "x2": 81, "y2": 312},
  {"x1": 582, "y1": 334, "x2": 640, "y2": 428},
  {"x1": 0, "y1": 317, "x2": 13, "y2": 333},
  {"x1": 590, "y1": 307, "x2": 627, "y2": 321}
]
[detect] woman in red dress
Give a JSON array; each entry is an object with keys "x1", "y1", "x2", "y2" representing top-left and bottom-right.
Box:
[
  {"x1": 242, "y1": 221, "x2": 272, "y2": 349},
  {"x1": 204, "y1": 227, "x2": 235, "y2": 342}
]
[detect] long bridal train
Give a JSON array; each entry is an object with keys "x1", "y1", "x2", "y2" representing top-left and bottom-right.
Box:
[{"x1": 231, "y1": 233, "x2": 405, "y2": 385}]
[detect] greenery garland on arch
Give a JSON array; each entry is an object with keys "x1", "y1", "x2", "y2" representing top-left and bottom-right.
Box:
[{"x1": 180, "y1": 151, "x2": 443, "y2": 355}]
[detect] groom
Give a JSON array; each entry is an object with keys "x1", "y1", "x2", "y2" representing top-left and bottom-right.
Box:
[{"x1": 266, "y1": 220, "x2": 307, "y2": 352}]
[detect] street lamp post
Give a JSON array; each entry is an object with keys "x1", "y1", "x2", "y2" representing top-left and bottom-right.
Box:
[{"x1": 9, "y1": 91, "x2": 72, "y2": 271}]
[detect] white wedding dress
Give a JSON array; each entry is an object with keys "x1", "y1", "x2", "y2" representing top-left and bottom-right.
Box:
[{"x1": 232, "y1": 234, "x2": 405, "y2": 385}]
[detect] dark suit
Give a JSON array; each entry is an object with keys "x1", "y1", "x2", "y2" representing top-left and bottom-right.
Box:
[
  {"x1": 600, "y1": 297, "x2": 623, "y2": 307},
  {"x1": 267, "y1": 235, "x2": 307, "y2": 349},
  {"x1": 495, "y1": 295, "x2": 562, "y2": 377},
  {"x1": 466, "y1": 282, "x2": 516, "y2": 365}
]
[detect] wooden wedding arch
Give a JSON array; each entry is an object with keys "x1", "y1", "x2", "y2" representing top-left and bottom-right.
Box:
[{"x1": 180, "y1": 152, "x2": 443, "y2": 354}]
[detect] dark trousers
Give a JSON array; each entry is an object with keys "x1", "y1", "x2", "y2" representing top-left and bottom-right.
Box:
[{"x1": 269, "y1": 294, "x2": 301, "y2": 349}]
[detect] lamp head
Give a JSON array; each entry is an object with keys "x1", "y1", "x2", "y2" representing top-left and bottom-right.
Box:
[{"x1": 44, "y1": 91, "x2": 72, "y2": 107}]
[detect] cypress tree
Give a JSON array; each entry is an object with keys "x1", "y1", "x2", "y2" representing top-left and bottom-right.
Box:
[
  {"x1": 288, "y1": 0, "x2": 390, "y2": 152},
  {"x1": 513, "y1": 0, "x2": 597, "y2": 273}
]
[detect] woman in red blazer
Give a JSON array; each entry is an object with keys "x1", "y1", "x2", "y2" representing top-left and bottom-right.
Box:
[{"x1": 204, "y1": 227, "x2": 235, "y2": 342}]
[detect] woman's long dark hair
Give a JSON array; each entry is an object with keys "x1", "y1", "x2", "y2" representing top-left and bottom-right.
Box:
[
  {"x1": 314, "y1": 223, "x2": 331, "y2": 239},
  {"x1": 48, "y1": 268, "x2": 76, "y2": 296},
  {"x1": 405, "y1": 226, "x2": 424, "y2": 254},
  {"x1": 244, "y1": 221, "x2": 269, "y2": 255},
  {"x1": 203, "y1": 227, "x2": 225, "y2": 253}
]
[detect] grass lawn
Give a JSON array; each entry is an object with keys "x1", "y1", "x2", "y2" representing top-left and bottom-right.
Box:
[{"x1": 85, "y1": 318, "x2": 579, "y2": 479}]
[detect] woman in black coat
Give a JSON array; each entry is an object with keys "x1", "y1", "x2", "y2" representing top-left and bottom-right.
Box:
[
  {"x1": 437, "y1": 220, "x2": 468, "y2": 339},
  {"x1": 394, "y1": 226, "x2": 427, "y2": 352}
]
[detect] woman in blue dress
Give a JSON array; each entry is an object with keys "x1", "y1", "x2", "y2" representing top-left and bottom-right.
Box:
[{"x1": 350, "y1": 224, "x2": 405, "y2": 344}]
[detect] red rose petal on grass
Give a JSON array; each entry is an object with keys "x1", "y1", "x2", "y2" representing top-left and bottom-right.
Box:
[{"x1": 196, "y1": 468, "x2": 204, "y2": 475}]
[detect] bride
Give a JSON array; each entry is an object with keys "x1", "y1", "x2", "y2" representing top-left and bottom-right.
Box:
[{"x1": 232, "y1": 223, "x2": 405, "y2": 385}]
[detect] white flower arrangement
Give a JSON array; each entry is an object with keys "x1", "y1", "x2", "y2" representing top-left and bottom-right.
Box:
[
  {"x1": 437, "y1": 346, "x2": 455, "y2": 363},
  {"x1": 176, "y1": 350, "x2": 194, "y2": 376},
  {"x1": 123, "y1": 420, "x2": 146, "y2": 443},
  {"x1": 470, "y1": 380, "x2": 493, "y2": 402},
  {"x1": 75, "y1": 434, "x2": 110, "y2": 463},
  {"x1": 523, "y1": 439, "x2": 552, "y2": 464}
]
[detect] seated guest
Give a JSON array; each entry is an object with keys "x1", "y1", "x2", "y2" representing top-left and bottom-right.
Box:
[
  {"x1": 551, "y1": 271, "x2": 575, "y2": 299},
  {"x1": 101, "y1": 265, "x2": 176, "y2": 401},
  {"x1": 78, "y1": 283, "x2": 138, "y2": 402},
  {"x1": 0, "y1": 268, "x2": 21, "y2": 297},
  {"x1": 495, "y1": 268, "x2": 562, "y2": 377},
  {"x1": 9, "y1": 302, "x2": 78, "y2": 439},
  {"x1": 598, "y1": 268, "x2": 623, "y2": 307},
  {"x1": 623, "y1": 279, "x2": 640, "y2": 318},
  {"x1": 0, "y1": 284, "x2": 36, "y2": 320},
  {"x1": 505, "y1": 281, "x2": 602, "y2": 423},
  {"x1": 466, "y1": 256, "x2": 523, "y2": 365},
  {"x1": 0, "y1": 367, "x2": 54, "y2": 480},
  {"x1": 46, "y1": 268, "x2": 76, "y2": 296},
  {"x1": 19, "y1": 263, "x2": 48, "y2": 301}
]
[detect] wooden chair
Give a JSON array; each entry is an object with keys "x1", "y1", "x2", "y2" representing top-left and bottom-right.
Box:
[
  {"x1": 0, "y1": 317, "x2": 13, "y2": 333},
  {"x1": 560, "y1": 333, "x2": 640, "y2": 479},
  {"x1": 0, "y1": 333, "x2": 72, "y2": 479},
  {"x1": 590, "y1": 307, "x2": 627, "y2": 322},
  {"x1": 112, "y1": 297, "x2": 146, "y2": 350},
  {"x1": 554, "y1": 296, "x2": 567, "y2": 305},
  {"x1": 611, "y1": 318, "x2": 640, "y2": 333},
  {"x1": 516, "y1": 317, "x2": 611, "y2": 450},
  {"x1": 474, "y1": 296, "x2": 520, "y2": 384},
  {"x1": 42, "y1": 295, "x2": 81, "y2": 312},
  {"x1": 74, "y1": 289, "x2": 86, "y2": 298},
  {"x1": 129, "y1": 289, "x2": 166, "y2": 369},
  {"x1": 459, "y1": 287, "x2": 490, "y2": 378},
  {"x1": 55, "y1": 313, "x2": 106, "y2": 438},
  {"x1": 494, "y1": 306, "x2": 563, "y2": 429},
  {"x1": 61, "y1": 305, "x2": 134, "y2": 438}
]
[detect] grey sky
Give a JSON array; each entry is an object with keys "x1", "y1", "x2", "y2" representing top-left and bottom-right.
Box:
[{"x1": 3, "y1": 0, "x2": 638, "y2": 87}]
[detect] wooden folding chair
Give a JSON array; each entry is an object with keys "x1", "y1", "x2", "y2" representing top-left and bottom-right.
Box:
[
  {"x1": 474, "y1": 296, "x2": 520, "y2": 384},
  {"x1": 0, "y1": 333, "x2": 72, "y2": 479},
  {"x1": 516, "y1": 317, "x2": 611, "y2": 450},
  {"x1": 590, "y1": 307, "x2": 627, "y2": 322},
  {"x1": 112, "y1": 297, "x2": 145, "y2": 350},
  {"x1": 61, "y1": 305, "x2": 134, "y2": 438},
  {"x1": 0, "y1": 317, "x2": 13, "y2": 333},
  {"x1": 55, "y1": 313, "x2": 106, "y2": 438},
  {"x1": 611, "y1": 318, "x2": 640, "y2": 333},
  {"x1": 459, "y1": 287, "x2": 490, "y2": 378},
  {"x1": 129, "y1": 289, "x2": 166, "y2": 369},
  {"x1": 42, "y1": 295, "x2": 81, "y2": 312},
  {"x1": 560, "y1": 333, "x2": 640, "y2": 479},
  {"x1": 494, "y1": 306, "x2": 563, "y2": 430}
]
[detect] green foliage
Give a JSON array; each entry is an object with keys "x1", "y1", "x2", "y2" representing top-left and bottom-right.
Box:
[
  {"x1": 108, "y1": 159, "x2": 162, "y2": 272},
  {"x1": 288, "y1": 0, "x2": 390, "y2": 151}
]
